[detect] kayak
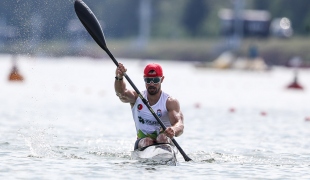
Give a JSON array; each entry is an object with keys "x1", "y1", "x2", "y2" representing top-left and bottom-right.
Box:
[{"x1": 131, "y1": 143, "x2": 178, "y2": 165}]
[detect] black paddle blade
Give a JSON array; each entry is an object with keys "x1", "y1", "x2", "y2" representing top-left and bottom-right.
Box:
[{"x1": 74, "y1": 0, "x2": 107, "y2": 51}]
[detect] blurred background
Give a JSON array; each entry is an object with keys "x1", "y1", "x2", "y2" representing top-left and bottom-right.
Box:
[
  {"x1": 1, "y1": 1, "x2": 310, "y2": 176},
  {"x1": 0, "y1": 0, "x2": 310, "y2": 68}
]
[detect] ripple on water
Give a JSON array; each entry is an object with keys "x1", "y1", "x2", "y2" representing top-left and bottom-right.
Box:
[
  {"x1": 190, "y1": 150, "x2": 310, "y2": 168},
  {"x1": 88, "y1": 150, "x2": 131, "y2": 159}
]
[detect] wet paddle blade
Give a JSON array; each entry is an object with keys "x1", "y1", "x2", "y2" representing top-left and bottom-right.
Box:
[{"x1": 74, "y1": 0, "x2": 107, "y2": 51}]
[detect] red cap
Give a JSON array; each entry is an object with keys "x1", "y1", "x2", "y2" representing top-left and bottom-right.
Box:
[{"x1": 143, "y1": 63, "x2": 163, "y2": 77}]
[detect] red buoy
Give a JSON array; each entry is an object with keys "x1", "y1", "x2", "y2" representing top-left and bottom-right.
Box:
[
  {"x1": 260, "y1": 111, "x2": 267, "y2": 116},
  {"x1": 287, "y1": 70, "x2": 304, "y2": 90},
  {"x1": 229, "y1": 107, "x2": 235, "y2": 113}
]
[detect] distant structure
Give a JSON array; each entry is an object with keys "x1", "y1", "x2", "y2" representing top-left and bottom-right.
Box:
[
  {"x1": 270, "y1": 17, "x2": 293, "y2": 38},
  {"x1": 199, "y1": 50, "x2": 269, "y2": 71},
  {"x1": 0, "y1": 17, "x2": 17, "y2": 50},
  {"x1": 8, "y1": 55, "x2": 24, "y2": 82},
  {"x1": 218, "y1": 8, "x2": 271, "y2": 38},
  {"x1": 218, "y1": 8, "x2": 293, "y2": 39},
  {"x1": 28, "y1": 13, "x2": 43, "y2": 55},
  {"x1": 136, "y1": 0, "x2": 151, "y2": 50}
]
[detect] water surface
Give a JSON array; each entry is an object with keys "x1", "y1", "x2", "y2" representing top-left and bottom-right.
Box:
[{"x1": 1, "y1": 55, "x2": 310, "y2": 179}]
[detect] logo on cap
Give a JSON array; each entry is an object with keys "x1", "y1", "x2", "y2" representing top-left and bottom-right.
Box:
[{"x1": 147, "y1": 70, "x2": 157, "y2": 76}]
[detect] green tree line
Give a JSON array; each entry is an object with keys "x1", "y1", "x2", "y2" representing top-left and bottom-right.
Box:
[{"x1": 0, "y1": 0, "x2": 310, "y2": 42}]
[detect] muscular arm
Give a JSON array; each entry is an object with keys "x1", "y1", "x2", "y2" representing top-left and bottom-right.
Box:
[
  {"x1": 166, "y1": 97, "x2": 184, "y2": 137},
  {"x1": 114, "y1": 63, "x2": 138, "y2": 105}
]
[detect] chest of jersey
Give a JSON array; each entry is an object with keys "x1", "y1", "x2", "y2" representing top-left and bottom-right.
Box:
[{"x1": 131, "y1": 91, "x2": 171, "y2": 136}]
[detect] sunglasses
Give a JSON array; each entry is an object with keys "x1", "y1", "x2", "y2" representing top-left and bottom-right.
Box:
[{"x1": 144, "y1": 77, "x2": 162, "y2": 84}]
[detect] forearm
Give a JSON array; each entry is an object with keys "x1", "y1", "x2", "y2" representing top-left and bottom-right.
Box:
[
  {"x1": 170, "y1": 109, "x2": 184, "y2": 137},
  {"x1": 167, "y1": 98, "x2": 185, "y2": 137},
  {"x1": 114, "y1": 62, "x2": 127, "y2": 95},
  {"x1": 114, "y1": 63, "x2": 137, "y2": 103},
  {"x1": 172, "y1": 123, "x2": 184, "y2": 137},
  {"x1": 114, "y1": 78, "x2": 126, "y2": 95}
]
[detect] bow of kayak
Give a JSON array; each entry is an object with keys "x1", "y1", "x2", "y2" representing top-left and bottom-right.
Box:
[{"x1": 131, "y1": 143, "x2": 178, "y2": 165}]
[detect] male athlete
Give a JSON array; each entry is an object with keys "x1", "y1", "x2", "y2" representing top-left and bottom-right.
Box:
[{"x1": 114, "y1": 63, "x2": 184, "y2": 150}]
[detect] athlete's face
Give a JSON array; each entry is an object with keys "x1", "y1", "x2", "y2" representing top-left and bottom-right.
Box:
[{"x1": 144, "y1": 76, "x2": 164, "y2": 95}]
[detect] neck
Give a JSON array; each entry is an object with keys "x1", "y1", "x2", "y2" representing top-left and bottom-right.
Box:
[{"x1": 147, "y1": 90, "x2": 162, "y2": 106}]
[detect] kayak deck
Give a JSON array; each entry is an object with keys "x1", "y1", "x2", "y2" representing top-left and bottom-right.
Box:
[{"x1": 131, "y1": 143, "x2": 178, "y2": 165}]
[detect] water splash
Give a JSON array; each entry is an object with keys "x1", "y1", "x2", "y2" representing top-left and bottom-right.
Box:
[{"x1": 19, "y1": 124, "x2": 57, "y2": 158}]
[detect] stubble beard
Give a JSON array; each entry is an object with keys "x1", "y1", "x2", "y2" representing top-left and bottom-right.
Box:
[{"x1": 147, "y1": 86, "x2": 160, "y2": 95}]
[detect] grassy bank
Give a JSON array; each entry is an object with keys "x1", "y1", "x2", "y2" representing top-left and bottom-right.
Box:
[{"x1": 2, "y1": 36, "x2": 310, "y2": 66}]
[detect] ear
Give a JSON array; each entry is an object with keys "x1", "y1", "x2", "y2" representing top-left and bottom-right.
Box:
[{"x1": 161, "y1": 76, "x2": 165, "y2": 83}]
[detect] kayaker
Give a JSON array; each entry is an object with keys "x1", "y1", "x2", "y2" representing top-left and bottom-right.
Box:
[{"x1": 114, "y1": 63, "x2": 184, "y2": 150}]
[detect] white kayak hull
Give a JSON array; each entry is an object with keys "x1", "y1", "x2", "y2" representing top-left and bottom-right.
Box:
[{"x1": 131, "y1": 143, "x2": 178, "y2": 165}]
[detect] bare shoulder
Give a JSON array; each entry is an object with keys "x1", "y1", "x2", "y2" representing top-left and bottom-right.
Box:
[{"x1": 166, "y1": 96, "x2": 181, "y2": 111}]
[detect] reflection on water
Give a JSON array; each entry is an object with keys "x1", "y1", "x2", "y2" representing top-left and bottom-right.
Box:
[{"x1": 0, "y1": 55, "x2": 310, "y2": 179}]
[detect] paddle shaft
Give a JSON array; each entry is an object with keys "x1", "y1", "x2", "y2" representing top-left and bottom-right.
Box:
[{"x1": 106, "y1": 49, "x2": 192, "y2": 161}]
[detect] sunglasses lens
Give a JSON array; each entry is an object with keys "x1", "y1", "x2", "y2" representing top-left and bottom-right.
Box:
[
  {"x1": 144, "y1": 78, "x2": 150, "y2": 83},
  {"x1": 153, "y1": 77, "x2": 160, "y2": 83},
  {"x1": 144, "y1": 77, "x2": 161, "y2": 84}
]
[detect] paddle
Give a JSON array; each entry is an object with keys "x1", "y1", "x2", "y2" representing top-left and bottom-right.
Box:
[{"x1": 74, "y1": 0, "x2": 192, "y2": 162}]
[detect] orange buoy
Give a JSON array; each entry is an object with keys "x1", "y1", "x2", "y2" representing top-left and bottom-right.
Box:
[
  {"x1": 8, "y1": 55, "x2": 24, "y2": 82},
  {"x1": 8, "y1": 66, "x2": 24, "y2": 81}
]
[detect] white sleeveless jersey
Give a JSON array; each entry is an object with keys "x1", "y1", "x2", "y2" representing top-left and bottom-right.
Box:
[{"x1": 131, "y1": 90, "x2": 171, "y2": 139}]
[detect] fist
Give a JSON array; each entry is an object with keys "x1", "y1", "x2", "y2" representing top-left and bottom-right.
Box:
[
  {"x1": 116, "y1": 63, "x2": 127, "y2": 77},
  {"x1": 164, "y1": 127, "x2": 175, "y2": 139}
]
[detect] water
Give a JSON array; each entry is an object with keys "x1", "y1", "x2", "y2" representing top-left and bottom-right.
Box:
[{"x1": 1, "y1": 54, "x2": 310, "y2": 179}]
